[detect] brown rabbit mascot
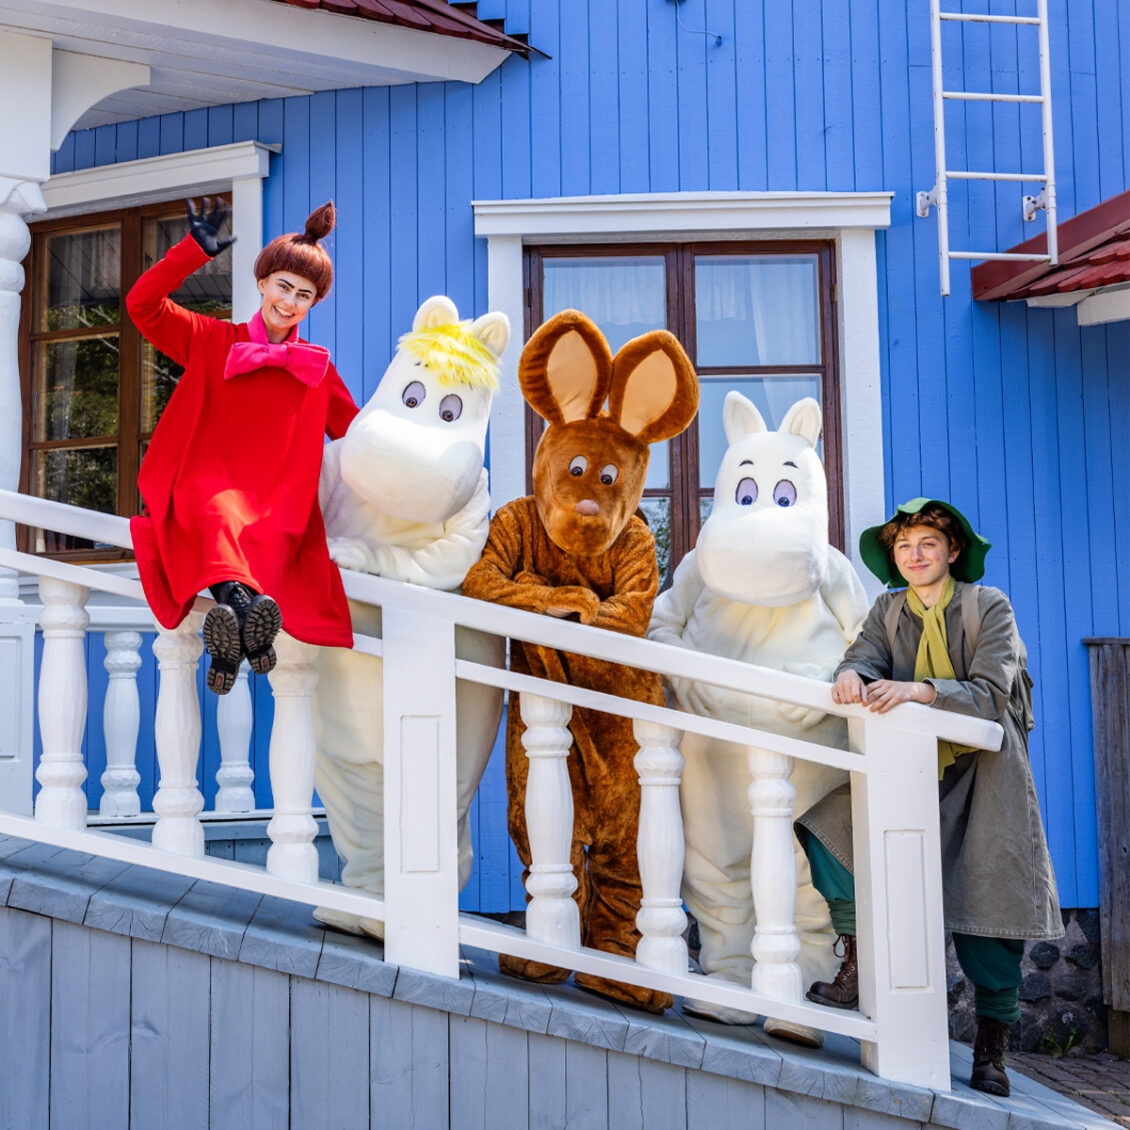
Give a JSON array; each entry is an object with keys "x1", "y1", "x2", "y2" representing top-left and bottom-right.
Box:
[{"x1": 463, "y1": 310, "x2": 698, "y2": 1012}]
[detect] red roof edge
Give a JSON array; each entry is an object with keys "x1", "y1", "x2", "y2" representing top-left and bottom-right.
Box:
[{"x1": 970, "y1": 190, "x2": 1130, "y2": 301}]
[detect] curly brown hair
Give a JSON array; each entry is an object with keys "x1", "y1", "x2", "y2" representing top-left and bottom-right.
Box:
[
  {"x1": 253, "y1": 201, "x2": 335, "y2": 299},
  {"x1": 877, "y1": 502, "x2": 968, "y2": 558}
]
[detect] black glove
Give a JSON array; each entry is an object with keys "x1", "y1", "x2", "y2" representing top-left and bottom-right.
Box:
[{"x1": 187, "y1": 197, "x2": 236, "y2": 258}]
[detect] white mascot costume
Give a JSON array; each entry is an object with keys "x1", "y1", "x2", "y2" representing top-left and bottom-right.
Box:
[
  {"x1": 312, "y1": 296, "x2": 509, "y2": 937},
  {"x1": 648, "y1": 393, "x2": 868, "y2": 1041}
]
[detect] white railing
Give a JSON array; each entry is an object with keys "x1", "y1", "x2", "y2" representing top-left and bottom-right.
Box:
[{"x1": 0, "y1": 488, "x2": 1003, "y2": 1090}]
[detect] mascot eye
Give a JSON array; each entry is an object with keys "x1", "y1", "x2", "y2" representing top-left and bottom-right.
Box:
[
  {"x1": 402, "y1": 381, "x2": 426, "y2": 409},
  {"x1": 774, "y1": 480, "x2": 798, "y2": 507},
  {"x1": 569, "y1": 455, "x2": 588, "y2": 477},
  {"x1": 600, "y1": 464, "x2": 619, "y2": 485},
  {"x1": 439, "y1": 394, "x2": 463, "y2": 422},
  {"x1": 735, "y1": 477, "x2": 758, "y2": 506}
]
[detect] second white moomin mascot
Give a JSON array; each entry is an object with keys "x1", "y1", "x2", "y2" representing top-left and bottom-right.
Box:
[{"x1": 648, "y1": 392, "x2": 868, "y2": 1044}]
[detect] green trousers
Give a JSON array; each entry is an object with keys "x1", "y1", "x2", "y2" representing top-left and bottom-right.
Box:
[{"x1": 801, "y1": 831, "x2": 1023, "y2": 1024}]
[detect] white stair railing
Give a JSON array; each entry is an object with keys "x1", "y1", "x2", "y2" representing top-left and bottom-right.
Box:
[{"x1": 0, "y1": 487, "x2": 1004, "y2": 1091}]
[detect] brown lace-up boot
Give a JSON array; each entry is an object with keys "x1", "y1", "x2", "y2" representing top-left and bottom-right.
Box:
[
  {"x1": 971, "y1": 1017, "x2": 1011, "y2": 1096},
  {"x1": 805, "y1": 934, "x2": 858, "y2": 1010}
]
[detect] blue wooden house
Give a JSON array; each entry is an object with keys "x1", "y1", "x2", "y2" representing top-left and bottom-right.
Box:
[{"x1": 0, "y1": 1, "x2": 1126, "y2": 1124}]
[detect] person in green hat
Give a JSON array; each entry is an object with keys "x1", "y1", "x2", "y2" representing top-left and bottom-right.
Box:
[{"x1": 795, "y1": 498, "x2": 1062, "y2": 1097}]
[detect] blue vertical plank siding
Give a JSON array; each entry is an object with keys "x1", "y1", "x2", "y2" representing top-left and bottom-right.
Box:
[{"x1": 40, "y1": 0, "x2": 1128, "y2": 910}]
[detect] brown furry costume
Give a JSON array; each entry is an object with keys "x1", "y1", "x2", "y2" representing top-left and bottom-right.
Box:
[{"x1": 463, "y1": 310, "x2": 698, "y2": 1012}]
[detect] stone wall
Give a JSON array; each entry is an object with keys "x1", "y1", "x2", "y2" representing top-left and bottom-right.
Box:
[{"x1": 947, "y1": 910, "x2": 1107, "y2": 1053}]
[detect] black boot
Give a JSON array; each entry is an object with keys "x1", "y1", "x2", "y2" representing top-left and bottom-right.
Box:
[
  {"x1": 805, "y1": 934, "x2": 859, "y2": 1010},
  {"x1": 203, "y1": 582, "x2": 243, "y2": 695},
  {"x1": 227, "y1": 583, "x2": 282, "y2": 676},
  {"x1": 971, "y1": 1016, "x2": 1011, "y2": 1096}
]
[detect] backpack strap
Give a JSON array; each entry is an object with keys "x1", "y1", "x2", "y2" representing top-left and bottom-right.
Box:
[
  {"x1": 961, "y1": 583, "x2": 981, "y2": 661},
  {"x1": 883, "y1": 591, "x2": 907, "y2": 653}
]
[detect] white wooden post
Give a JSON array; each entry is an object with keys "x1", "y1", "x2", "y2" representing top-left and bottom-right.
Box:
[
  {"x1": 381, "y1": 607, "x2": 461, "y2": 977},
  {"x1": 852, "y1": 716, "x2": 950, "y2": 1089},
  {"x1": 747, "y1": 746, "x2": 804, "y2": 1000},
  {"x1": 34, "y1": 577, "x2": 90, "y2": 829},
  {"x1": 215, "y1": 660, "x2": 255, "y2": 813},
  {"x1": 151, "y1": 616, "x2": 205, "y2": 855},
  {"x1": 266, "y1": 633, "x2": 319, "y2": 882},
  {"x1": 519, "y1": 692, "x2": 580, "y2": 949},
  {"x1": 99, "y1": 630, "x2": 142, "y2": 818},
  {"x1": 633, "y1": 718, "x2": 687, "y2": 976}
]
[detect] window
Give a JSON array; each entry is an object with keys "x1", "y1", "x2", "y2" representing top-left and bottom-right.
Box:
[
  {"x1": 19, "y1": 199, "x2": 232, "y2": 558},
  {"x1": 527, "y1": 241, "x2": 841, "y2": 584}
]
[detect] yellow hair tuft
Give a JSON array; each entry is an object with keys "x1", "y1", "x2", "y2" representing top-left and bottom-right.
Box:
[{"x1": 398, "y1": 322, "x2": 501, "y2": 391}]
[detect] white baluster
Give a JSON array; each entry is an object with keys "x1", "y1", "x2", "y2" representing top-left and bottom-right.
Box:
[
  {"x1": 215, "y1": 659, "x2": 255, "y2": 813},
  {"x1": 34, "y1": 577, "x2": 90, "y2": 829},
  {"x1": 633, "y1": 718, "x2": 687, "y2": 976},
  {"x1": 519, "y1": 692, "x2": 580, "y2": 948},
  {"x1": 151, "y1": 616, "x2": 205, "y2": 855},
  {"x1": 747, "y1": 746, "x2": 804, "y2": 1000},
  {"x1": 266, "y1": 632, "x2": 319, "y2": 882},
  {"x1": 99, "y1": 630, "x2": 142, "y2": 818}
]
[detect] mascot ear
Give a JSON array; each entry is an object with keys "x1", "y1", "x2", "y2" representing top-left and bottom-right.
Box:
[
  {"x1": 413, "y1": 295, "x2": 461, "y2": 332},
  {"x1": 469, "y1": 310, "x2": 510, "y2": 361},
  {"x1": 722, "y1": 390, "x2": 768, "y2": 445},
  {"x1": 780, "y1": 397, "x2": 823, "y2": 447},
  {"x1": 608, "y1": 330, "x2": 699, "y2": 444},
  {"x1": 519, "y1": 310, "x2": 613, "y2": 425}
]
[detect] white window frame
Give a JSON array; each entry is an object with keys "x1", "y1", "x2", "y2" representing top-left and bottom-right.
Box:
[
  {"x1": 473, "y1": 191, "x2": 893, "y2": 588},
  {"x1": 38, "y1": 140, "x2": 278, "y2": 321}
]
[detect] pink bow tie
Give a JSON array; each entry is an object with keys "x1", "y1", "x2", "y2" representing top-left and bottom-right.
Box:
[{"x1": 223, "y1": 311, "x2": 330, "y2": 387}]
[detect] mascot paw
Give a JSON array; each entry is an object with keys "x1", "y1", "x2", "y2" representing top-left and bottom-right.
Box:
[
  {"x1": 499, "y1": 953, "x2": 571, "y2": 984},
  {"x1": 313, "y1": 905, "x2": 385, "y2": 939},
  {"x1": 545, "y1": 586, "x2": 601, "y2": 623},
  {"x1": 762, "y1": 1016, "x2": 825, "y2": 1048},
  {"x1": 515, "y1": 570, "x2": 552, "y2": 587},
  {"x1": 776, "y1": 699, "x2": 826, "y2": 729},
  {"x1": 574, "y1": 972, "x2": 672, "y2": 1014},
  {"x1": 327, "y1": 537, "x2": 374, "y2": 572}
]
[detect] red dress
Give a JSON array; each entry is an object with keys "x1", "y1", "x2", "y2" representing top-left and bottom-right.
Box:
[{"x1": 128, "y1": 235, "x2": 359, "y2": 647}]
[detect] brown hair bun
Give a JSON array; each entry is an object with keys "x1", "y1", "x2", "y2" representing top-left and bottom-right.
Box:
[
  {"x1": 303, "y1": 201, "x2": 335, "y2": 242},
  {"x1": 254, "y1": 200, "x2": 336, "y2": 300}
]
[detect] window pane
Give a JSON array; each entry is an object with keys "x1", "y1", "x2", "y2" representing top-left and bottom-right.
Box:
[
  {"x1": 638, "y1": 496, "x2": 672, "y2": 590},
  {"x1": 542, "y1": 256, "x2": 666, "y2": 353},
  {"x1": 143, "y1": 211, "x2": 232, "y2": 317},
  {"x1": 35, "y1": 336, "x2": 120, "y2": 441},
  {"x1": 32, "y1": 446, "x2": 118, "y2": 552},
  {"x1": 140, "y1": 345, "x2": 183, "y2": 434},
  {"x1": 695, "y1": 255, "x2": 820, "y2": 367},
  {"x1": 43, "y1": 226, "x2": 120, "y2": 332},
  {"x1": 696, "y1": 374, "x2": 822, "y2": 487}
]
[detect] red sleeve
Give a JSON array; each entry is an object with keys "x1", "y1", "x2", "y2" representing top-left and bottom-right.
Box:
[
  {"x1": 324, "y1": 362, "x2": 360, "y2": 439},
  {"x1": 126, "y1": 234, "x2": 217, "y2": 367}
]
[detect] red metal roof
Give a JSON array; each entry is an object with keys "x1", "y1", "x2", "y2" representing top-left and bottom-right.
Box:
[
  {"x1": 971, "y1": 190, "x2": 1130, "y2": 301},
  {"x1": 265, "y1": 0, "x2": 532, "y2": 55}
]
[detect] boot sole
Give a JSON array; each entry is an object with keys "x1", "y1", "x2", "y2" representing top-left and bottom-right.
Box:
[
  {"x1": 202, "y1": 605, "x2": 242, "y2": 696},
  {"x1": 242, "y1": 596, "x2": 282, "y2": 675},
  {"x1": 805, "y1": 988, "x2": 859, "y2": 1010}
]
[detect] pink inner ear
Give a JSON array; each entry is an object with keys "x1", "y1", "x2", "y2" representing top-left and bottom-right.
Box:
[
  {"x1": 546, "y1": 330, "x2": 604, "y2": 421},
  {"x1": 617, "y1": 352, "x2": 678, "y2": 436}
]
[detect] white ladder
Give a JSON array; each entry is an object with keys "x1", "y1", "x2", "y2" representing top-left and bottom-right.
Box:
[{"x1": 915, "y1": 0, "x2": 1058, "y2": 296}]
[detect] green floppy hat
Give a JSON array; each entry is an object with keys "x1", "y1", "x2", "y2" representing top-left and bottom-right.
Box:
[{"x1": 859, "y1": 498, "x2": 992, "y2": 588}]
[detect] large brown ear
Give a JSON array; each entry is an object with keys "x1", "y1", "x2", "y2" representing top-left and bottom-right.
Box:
[
  {"x1": 607, "y1": 330, "x2": 699, "y2": 444},
  {"x1": 519, "y1": 310, "x2": 613, "y2": 425}
]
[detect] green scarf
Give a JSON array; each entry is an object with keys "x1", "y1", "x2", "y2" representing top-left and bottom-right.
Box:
[{"x1": 906, "y1": 576, "x2": 977, "y2": 778}]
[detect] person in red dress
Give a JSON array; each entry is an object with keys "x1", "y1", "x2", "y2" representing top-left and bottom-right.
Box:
[{"x1": 128, "y1": 199, "x2": 359, "y2": 694}]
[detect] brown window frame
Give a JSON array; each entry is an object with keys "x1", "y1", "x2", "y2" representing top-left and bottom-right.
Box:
[
  {"x1": 18, "y1": 198, "x2": 231, "y2": 562},
  {"x1": 525, "y1": 240, "x2": 843, "y2": 575}
]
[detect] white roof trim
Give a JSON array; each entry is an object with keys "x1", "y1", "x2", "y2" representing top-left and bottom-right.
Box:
[{"x1": 473, "y1": 191, "x2": 895, "y2": 240}]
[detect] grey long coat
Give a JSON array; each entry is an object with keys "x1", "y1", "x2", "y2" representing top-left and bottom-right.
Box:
[{"x1": 796, "y1": 582, "x2": 1063, "y2": 939}]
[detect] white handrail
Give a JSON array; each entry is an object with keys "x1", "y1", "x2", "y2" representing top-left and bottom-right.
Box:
[{"x1": 0, "y1": 487, "x2": 997, "y2": 1089}]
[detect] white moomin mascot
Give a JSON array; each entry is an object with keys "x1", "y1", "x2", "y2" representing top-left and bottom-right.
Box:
[
  {"x1": 648, "y1": 393, "x2": 868, "y2": 1041},
  {"x1": 312, "y1": 296, "x2": 509, "y2": 937}
]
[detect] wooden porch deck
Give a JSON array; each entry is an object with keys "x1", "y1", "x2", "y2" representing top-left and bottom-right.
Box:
[{"x1": 0, "y1": 833, "x2": 1117, "y2": 1130}]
